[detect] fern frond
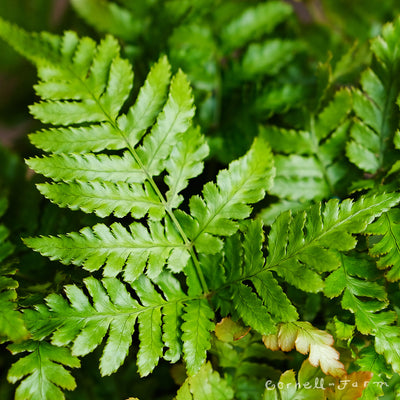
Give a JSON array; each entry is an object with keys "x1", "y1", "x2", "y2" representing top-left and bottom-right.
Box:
[
  {"x1": 26, "y1": 152, "x2": 145, "y2": 183},
  {"x1": 187, "y1": 137, "x2": 275, "y2": 254},
  {"x1": 325, "y1": 253, "x2": 400, "y2": 373},
  {"x1": 24, "y1": 220, "x2": 190, "y2": 282},
  {"x1": 260, "y1": 88, "x2": 353, "y2": 221},
  {"x1": 35, "y1": 180, "x2": 164, "y2": 219},
  {"x1": 241, "y1": 39, "x2": 303, "y2": 79},
  {"x1": 165, "y1": 126, "x2": 209, "y2": 209},
  {"x1": 209, "y1": 220, "x2": 297, "y2": 335},
  {"x1": 3, "y1": 23, "x2": 202, "y2": 281},
  {"x1": 7, "y1": 340, "x2": 80, "y2": 400},
  {"x1": 366, "y1": 209, "x2": 400, "y2": 281},
  {"x1": 346, "y1": 18, "x2": 400, "y2": 173},
  {"x1": 221, "y1": 1, "x2": 293, "y2": 52},
  {"x1": 182, "y1": 299, "x2": 215, "y2": 376},
  {"x1": 175, "y1": 361, "x2": 234, "y2": 400},
  {"x1": 0, "y1": 198, "x2": 28, "y2": 342},
  {"x1": 24, "y1": 272, "x2": 213, "y2": 376},
  {"x1": 265, "y1": 193, "x2": 400, "y2": 292},
  {"x1": 70, "y1": 0, "x2": 141, "y2": 41}
]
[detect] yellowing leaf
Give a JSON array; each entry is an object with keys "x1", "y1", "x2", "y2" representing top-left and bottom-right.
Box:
[
  {"x1": 326, "y1": 371, "x2": 373, "y2": 400},
  {"x1": 263, "y1": 322, "x2": 346, "y2": 377},
  {"x1": 214, "y1": 317, "x2": 250, "y2": 342}
]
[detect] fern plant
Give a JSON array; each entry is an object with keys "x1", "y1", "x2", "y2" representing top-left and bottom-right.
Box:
[{"x1": 3, "y1": 3, "x2": 400, "y2": 400}]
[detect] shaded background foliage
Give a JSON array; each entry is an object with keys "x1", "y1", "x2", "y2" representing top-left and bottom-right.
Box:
[{"x1": 2, "y1": 1, "x2": 400, "y2": 399}]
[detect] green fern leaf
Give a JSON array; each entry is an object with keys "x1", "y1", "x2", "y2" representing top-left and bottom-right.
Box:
[
  {"x1": 30, "y1": 34, "x2": 132, "y2": 125},
  {"x1": 242, "y1": 39, "x2": 303, "y2": 79},
  {"x1": 26, "y1": 152, "x2": 145, "y2": 183},
  {"x1": 135, "y1": 69, "x2": 195, "y2": 176},
  {"x1": 261, "y1": 88, "x2": 352, "y2": 215},
  {"x1": 70, "y1": 0, "x2": 141, "y2": 41},
  {"x1": 0, "y1": 198, "x2": 28, "y2": 342},
  {"x1": 211, "y1": 220, "x2": 297, "y2": 334},
  {"x1": 7, "y1": 340, "x2": 80, "y2": 400},
  {"x1": 24, "y1": 220, "x2": 189, "y2": 283},
  {"x1": 29, "y1": 123, "x2": 126, "y2": 154},
  {"x1": 366, "y1": 209, "x2": 400, "y2": 281},
  {"x1": 0, "y1": 264, "x2": 28, "y2": 343},
  {"x1": 8, "y1": 25, "x2": 199, "y2": 280},
  {"x1": 132, "y1": 276, "x2": 165, "y2": 376},
  {"x1": 23, "y1": 272, "x2": 212, "y2": 376},
  {"x1": 35, "y1": 180, "x2": 164, "y2": 219},
  {"x1": 266, "y1": 193, "x2": 400, "y2": 292},
  {"x1": 232, "y1": 283, "x2": 275, "y2": 335},
  {"x1": 0, "y1": 17, "x2": 60, "y2": 65},
  {"x1": 221, "y1": 1, "x2": 292, "y2": 52},
  {"x1": 325, "y1": 253, "x2": 400, "y2": 373},
  {"x1": 346, "y1": 19, "x2": 400, "y2": 173},
  {"x1": 187, "y1": 137, "x2": 274, "y2": 254},
  {"x1": 176, "y1": 361, "x2": 234, "y2": 400},
  {"x1": 165, "y1": 126, "x2": 209, "y2": 209},
  {"x1": 182, "y1": 299, "x2": 215, "y2": 376}
]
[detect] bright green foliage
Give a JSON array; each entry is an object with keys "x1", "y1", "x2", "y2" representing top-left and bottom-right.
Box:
[
  {"x1": 186, "y1": 138, "x2": 274, "y2": 254},
  {"x1": 211, "y1": 220, "x2": 298, "y2": 336},
  {"x1": 366, "y1": 209, "x2": 400, "y2": 281},
  {"x1": 24, "y1": 220, "x2": 190, "y2": 282},
  {"x1": 23, "y1": 272, "x2": 214, "y2": 377},
  {"x1": 7, "y1": 340, "x2": 80, "y2": 400},
  {"x1": 346, "y1": 18, "x2": 400, "y2": 174},
  {"x1": 325, "y1": 253, "x2": 400, "y2": 373},
  {"x1": 175, "y1": 362, "x2": 234, "y2": 400},
  {"x1": 265, "y1": 193, "x2": 400, "y2": 292},
  {"x1": 3, "y1": 5, "x2": 400, "y2": 400},
  {"x1": 0, "y1": 263, "x2": 27, "y2": 343}
]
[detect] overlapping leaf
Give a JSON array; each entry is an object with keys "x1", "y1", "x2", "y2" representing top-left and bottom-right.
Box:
[
  {"x1": 260, "y1": 89, "x2": 353, "y2": 223},
  {"x1": 24, "y1": 272, "x2": 214, "y2": 377},
  {"x1": 325, "y1": 253, "x2": 400, "y2": 373},
  {"x1": 266, "y1": 193, "x2": 400, "y2": 292}
]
